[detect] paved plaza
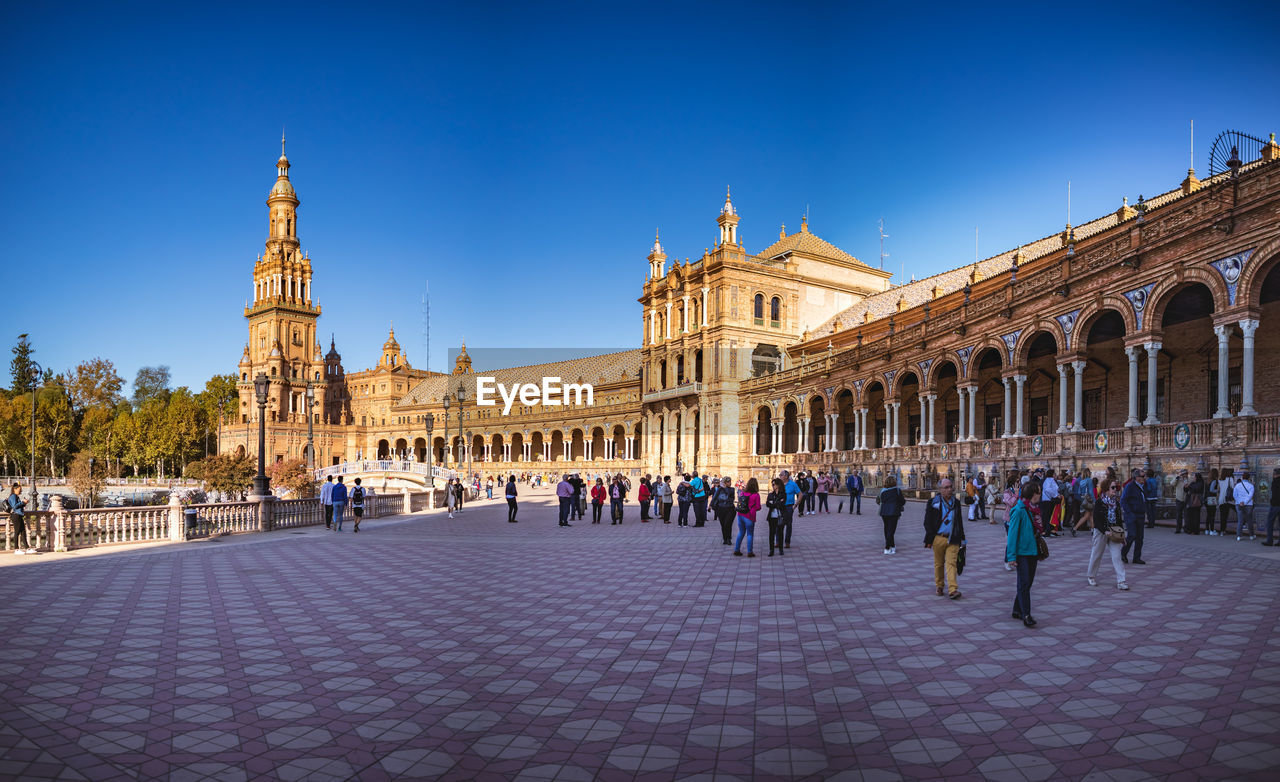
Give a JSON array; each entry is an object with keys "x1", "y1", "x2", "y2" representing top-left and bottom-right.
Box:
[{"x1": 2, "y1": 491, "x2": 1279, "y2": 781}]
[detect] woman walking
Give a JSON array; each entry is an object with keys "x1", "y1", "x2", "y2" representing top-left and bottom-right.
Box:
[
  {"x1": 876, "y1": 475, "x2": 904, "y2": 554},
  {"x1": 446, "y1": 478, "x2": 457, "y2": 519},
  {"x1": 1006, "y1": 481, "x2": 1042, "y2": 627},
  {"x1": 609, "y1": 475, "x2": 627, "y2": 524},
  {"x1": 765, "y1": 478, "x2": 786, "y2": 556},
  {"x1": 1088, "y1": 478, "x2": 1128, "y2": 590},
  {"x1": 590, "y1": 477, "x2": 606, "y2": 523},
  {"x1": 638, "y1": 477, "x2": 652, "y2": 521},
  {"x1": 733, "y1": 478, "x2": 761, "y2": 557},
  {"x1": 712, "y1": 477, "x2": 737, "y2": 545},
  {"x1": 505, "y1": 474, "x2": 518, "y2": 522}
]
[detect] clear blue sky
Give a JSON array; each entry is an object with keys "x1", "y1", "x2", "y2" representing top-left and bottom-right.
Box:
[{"x1": 3, "y1": 1, "x2": 1278, "y2": 392}]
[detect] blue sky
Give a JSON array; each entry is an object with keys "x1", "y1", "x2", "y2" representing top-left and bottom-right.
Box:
[{"x1": 3, "y1": 1, "x2": 1278, "y2": 391}]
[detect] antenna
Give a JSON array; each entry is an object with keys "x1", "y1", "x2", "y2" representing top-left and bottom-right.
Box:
[
  {"x1": 1067, "y1": 180, "x2": 1071, "y2": 225},
  {"x1": 421, "y1": 283, "x2": 431, "y2": 373},
  {"x1": 1190, "y1": 119, "x2": 1195, "y2": 170},
  {"x1": 974, "y1": 226, "x2": 979, "y2": 263},
  {"x1": 878, "y1": 218, "x2": 889, "y2": 271}
]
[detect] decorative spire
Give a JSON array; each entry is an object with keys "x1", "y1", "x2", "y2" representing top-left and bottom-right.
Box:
[
  {"x1": 721, "y1": 185, "x2": 736, "y2": 216},
  {"x1": 652, "y1": 228, "x2": 663, "y2": 254}
]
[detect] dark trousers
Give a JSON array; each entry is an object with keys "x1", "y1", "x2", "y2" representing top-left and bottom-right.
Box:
[
  {"x1": 570, "y1": 496, "x2": 582, "y2": 519},
  {"x1": 1013, "y1": 555, "x2": 1037, "y2": 617},
  {"x1": 693, "y1": 496, "x2": 708, "y2": 526},
  {"x1": 717, "y1": 507, "x2": 735, "y2": 543},
  {"x1": 1040, "y1": 500, "x2": 1058, "y2": 530},
  {"x1": 782, "y1": 504, "x2": 795, "y2": 545},
  {"x1": 1219, "y1": 504, "x2": 1234, "y2": 533},
  {"x1": 558, "y1": 497, "x2": 572, "y2": 525},
  {"x1": 507, "y1": 498, "x2": 518, "y2": 522},
  {"x1": 767, "y1": 516, "x2": 784, "y2": 552},
  {"x1": 817, "y1": 493, "x2": 829, "y2": 512},
  {"x1": 975, "y1": 492, "x2": 986, "y2": 518},
  {"x1": 849, "y1": 490, "x2": 861, "y2": 514},
  {"x1": 592, "y1": 501, "x2": 602, "y2": 523},
  {"x1": 323, "y1": 503, "x2": 334, "y2": 527},
  {"x1": 1265, "y1": 505, "x2": 1280, "y2": 544},
  {"x1": 610, "y1": 498, "x2": 624, "y2": 523},
  {"x1": 1146, "y1": 499, "x2": 1157, "y2": 527},
  {"x1": 1065, "y1": 496, "x2": 1081, "y2": 528},
  {"x1": 640, "y1": 499, "x2": 651, "y2": 519},
  {"x1": 1122, "y1": 514, "x2": 1145, "y2": 560},
  {"x1": 1185, "y1": 504, "x2": 1201, "y2": 535},
  {"x1": 1174, "y1": 500, "x2": 1186, "y2": 532},
  {"x1": 9, "y1": 515, "x2": 30, "y2": 550},
  {"x1": 677, "y1": 500, "x2": 690, "y2": 525},
  {"x1": 662, "y1": 502, "x2": 672, "y2": 522},
  {"x1": 882, "y1": 514, "x2": 900, "y2": 548}
]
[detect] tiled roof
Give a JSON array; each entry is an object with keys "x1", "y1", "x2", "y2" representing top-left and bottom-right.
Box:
[
  {"x1": 398, "y1": 349, "x2": 642, "y2": 407},
  {"x1": 756, "y1": 229, "x2": 865, "y2": 266}
]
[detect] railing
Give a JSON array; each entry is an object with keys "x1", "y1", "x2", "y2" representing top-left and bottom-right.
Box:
[
  {"x1": 409, "y1": 491, "x2": 436, "y2": 512},
  {"x1": 314, "y1": 460, "x2": 456, "y2": 481},
  {"x1": 2, "y1": 511, "x2": 51, "y2": 551},
  {"x1": 1247, "y1": 414, "x2": 1280, "y2": 444},
  {"x1": 369, "y1": 494, "x2": 400, "y2": 518},
  {"x1": 62, "y1": 505, "x2": 171, "y2": 548},
  {"x1": 272, "y1": 499, "x2": 319, "y2": 529},
  {"x1": 641, "y1": 382, "x2": 702, "y2": 404}
]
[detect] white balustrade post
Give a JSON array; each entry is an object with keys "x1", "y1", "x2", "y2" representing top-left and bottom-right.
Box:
[
  {"x1": 1126, "y1": 345, "x2": 1143, "y2": 426},
  {"x1": 1072, "y1": 361, "x2": 1086, "y2": 432},
  {"x1": 1239, "y1": 319, "x2": 1259, "y2": 416},
  {"x1": 967, "y1": 386, "x2": 978, "y2": 441},
  {"x1": 50, "y1": 494, "x2": 67, "y2": 552},
  {"x1": 1143, "y1": 341, "x2": 1162, "y2": 425},
  {"x1": 1013, "y1": 374, "x2": 1027, "y2": 437},
  {"x1": 168, "y1": 492, "x2": 184, "y2": 542},
  {"x1": 402, "y1": 486, "x2": 412, "y2": 515},
  {"x1": 1002, "y1": 377, "x2": 1012, "y2": 438},
  {"x1": 799, "y1": 417, "x2": 810, "y2": 454},
  {"x1": 1056, "y1": 363, "x2": 1069, "y2": 434}
]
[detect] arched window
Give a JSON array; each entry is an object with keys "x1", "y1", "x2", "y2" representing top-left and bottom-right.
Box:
[
  {"x1": 753, "y1": 294, "x2": 764, "y2": 320},
  {"x1": 770, "y1": 296, "x2": 782, "y2": 323}
]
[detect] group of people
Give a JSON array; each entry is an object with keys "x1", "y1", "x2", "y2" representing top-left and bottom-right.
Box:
[{"x1": 318, "y1": 475, "x2": 368, "y2": 532}]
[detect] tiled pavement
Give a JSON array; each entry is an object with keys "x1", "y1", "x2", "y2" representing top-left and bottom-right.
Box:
[{"x1": 2, "y1": 491, "x2": 1279, "y2": 781}]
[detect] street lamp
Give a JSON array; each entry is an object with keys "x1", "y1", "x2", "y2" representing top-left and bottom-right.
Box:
[
  {"x1": 253, "y1": 372, "x2": 271, "y2": 496},
  {"x1": 456, "y1": 383, "x2": 468, "y2": 486},
  {"x1": 88, "y1": 457, "x2": 96, "y2": 509},
  {"x1": 442, "y1": 394, "x2": 451, "y2": 469},
  {"x1": 305, "y1": 380, "x2": 316, "y2": 469},
  {"x1": 424, "y1": 413, "x2": 434, "y2": 490},
  {"x1": 27, "y1": 361, "x2": 41, "y2": 510}
]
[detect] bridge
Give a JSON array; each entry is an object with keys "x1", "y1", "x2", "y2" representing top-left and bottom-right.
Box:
[{"x1": 313, "y1": 460, "x2": 457, "y2": 492}]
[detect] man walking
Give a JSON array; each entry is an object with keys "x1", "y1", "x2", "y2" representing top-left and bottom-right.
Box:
[
  {"x1": 781, "y1": 470, "x2": 798, "y2": 549},
  {"x1": 1120, "y1": 468, "x2": 1147, "y2": 564},
  {"x1": 6, "y1": 483, "x2": 36, "y2": 555},
  {"x1": 556, "y1": 475, "x2": 574, "y2": 527},
  {"x1": 923, "y1": 478, "x2": 966, "y2": 599},
  {"x1": 321, "y1": 475, "x2": 335, "y2": 529},
  {"x1": 1234, "y1": 471, "x2": 1256, "y2": 540},
  {"x1": 331, "y1": 476, "x2": 349, "y2": 532},
  {"x1": 350, "y1": 478, "x2": 365, "y2": 533},
  {"x1": 846, "y1": 470, "x2": 863, "y2": 515}
]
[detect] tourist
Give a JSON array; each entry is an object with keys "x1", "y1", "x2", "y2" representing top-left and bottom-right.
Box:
[
  {"x1": 556, "y1": 476, "x2": 574, "y2": 527},
  {"x1": 1185, "y1": 472, "x2": 1205, "y2": 534},
  {"x1": 712, "y1": 476, "x2": 736, "y2": 545},
  {"x1": 765, "y1": 478, "x2": 786, "y2": 556},
  {"x1": 1205, "y1": 468, "x2": 1221, "y2": 535},
  {"x1": 876, "y1": 474, "x2": 904, "y2": 554},
  {"x1": 846, "y1": 470, "x2": 863, "y2": 515},
  {"x1": 1143, "y1": 469, "x2": 1160, "y2": 529},
  {"x1": 1071, "y1": 469, "x2": 1095, "y2": 536},
  {"x1": 1120, "y1": 469, "x2": 1147, "y2": 564},
  {"x1": 781, "y1": 469, "x2": 798, "y2": 549},
  {"x1": 675, "y1": 474, "x2": 692, "y2": 526},
  {"x1": 638, "y1": 476, "x2": 652, "y2": 521},
  {"x1": 6, "y1": 483, "x2": 35, "y2": 555},
  {"x1": 973, "y1": 471, "x2": 988, "y2": 520},
  {"x1": 1263, "y1": 468, "x2": 1280, "y2": 547},
  {"x1": 1216, "y1": 468, "x2": 1236, "y2": 535},
  {"x1": 691, "y1": 473, "x2": 708, "y2": 527},
  {"x1": 485, "y1": 476, "x2": 494, "y2": 500},
  {"x1": 610, "y1": 474, "x2": 628, "y2": 523},
  {"x1": 733, "y1": 477, "x2": 761, "y2": 557},
  {"x1": 1006, "y1": 481, "x2": 1042, "y2": 627},
  {"x1": 454, "y1": 477, "x2": 465, "y2": 513},
  {"x1": 1040, "y1": 468, "x2": 1060, "y2": 537},
  {"x1": 659, "y1": 475, "x2": 673, "y2": 523},
  {"x1": 1234, "y1": 471, "x2": 1256, "y2": 540},
  {"x1": 1172, "y1": 470, "x2": 1189, "y2": 534},
  {"x1": 590, "y1": 477, "x2": 606, "y2": 523},
  {"x1": 505, "y1": 474, "x2": 518, "y2": 523},
  {"x1": 445, "y1": 478, "x2": 456, "y2": 519},
  {"x1": 332, "y1": 476, "x2": 348, "y2": 529},
  {"x1": 570, "y1": 474, "x2": 584, "y2": 521},
  {"x1": 1088, "y1": 478, "x2": 1128, "y2": 590},
  {"x1": 923, "y1": 478, "x2": 965, "y2": 599},
  {"x1": 815, "y1": 471, "x2": 830, "y2": 513},
  {"x1": 351, "y1": 478, "x2": 366, "y2": 533},
  {"x1": 321, "y1": 475, "x2": 335, "y2": 529}
]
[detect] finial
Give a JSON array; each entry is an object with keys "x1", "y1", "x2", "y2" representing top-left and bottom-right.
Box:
[
  {"x1": 726, "y1": 184, "x2": 731, "y2": 201},
  {"x1": 281, "y1": 128, "x2": 286, "y2": 156}
]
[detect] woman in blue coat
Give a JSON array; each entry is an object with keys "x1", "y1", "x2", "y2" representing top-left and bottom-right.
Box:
[{"x1": 1006, "y1": 481, "x2": 1042, "y2": 627}]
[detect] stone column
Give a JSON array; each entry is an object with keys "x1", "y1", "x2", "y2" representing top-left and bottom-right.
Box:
[
  {"x1": 1239, "y1": 318, "x2": 1259, "y2": 416},
  {"x1": 967, "y1": 386, "x2": 978, "y2": 441},
  {"x1": 1125, "y1": 345, "x2": 1142, "y2": 426},
  {"x1": 917, "y1": 394, "x2": 927, "y2": 445},
  {"x1": 626, "y1": 436, "x2": 635, "y2": 460},
  {"x1": 1014, "y1": 374, "x2": 1027, "y2": 437},
  {"x1": 927, "y1": 394, "x2": 937, "y2": 444},
  {"x1": 798, "y1": 417, "x2": 810, "y2": 453},
  {"x1": 861, "y1": 408, "x2": 870, "y2": 450},
  {"x1": 882, "y1": 404, "x2": 891, "y2": 448},
  {"x1": 701, "y1": 287, "x2": 709, "y2": 327},
  {"x1": 1002, "y1": 377, "x2": 1012, "y2": 438},
  {"x1": 1072, "y1": 361, "x2": 1086, "y2": 432},
  {"x1": 751, "y1": 425, "x2": 758, "y2": 456},
  {"x1": 1143, "y1": 341, "x2": 1162, "y2": 425},
  {"x1": 664, "y1": 302, "x2": 672, "y2": 339},
  {"x1": 1056, "y1": 363, "x2": 1069, "y2": 434},
  {"x1": 957, "y1": 388, "x2": 966, "y2": 444},
  {"x1": 892, "y1": 402, "x2": 902, "y2": 447},
  {"x1": 772, "y1": 422, "x2": 782, "y2": 455}
]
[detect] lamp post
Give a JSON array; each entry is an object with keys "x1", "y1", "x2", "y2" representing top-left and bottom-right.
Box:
[
  {"x1": 456, "y1": 383, "x2": 468, "y2": 486},
  {"x1": 27, "y1": 362, "x2": 41, "y2": 510},
  {"x1": 252, "y1": 372, "x2": 270, "y2": 496},
  {"x1": 217, "y1": 399, "x2": 225, "y2": 458},
  {"x1": 305, "y1": 380, "x2": 316, "y2": 469},
  {"x1": 424, "y1": 413, "x2": 434, "y2": 490},
  {"x1": 442, "y1": 395, "x2": 451, "y2": 469},
  {"x1": 88, "y1": 457, "x2": 95, "y2": 509}
]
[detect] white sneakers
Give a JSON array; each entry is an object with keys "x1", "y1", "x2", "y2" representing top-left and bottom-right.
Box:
[
  {"x1": 883, "y1": 548, "x2": 890, "y2": 554},
  {"x1": 1118, "y1": 582, "x2": 1130, "y2": 590},
  {"x1": 14, "y1": 550, "x2": 25, "y2": 555},
  {"x1": 890, "y1": 547, "x2": 896, "y2": 554},
  {"x1": 1088, "y1": 577, "x2": 1097, "y2": 586}
]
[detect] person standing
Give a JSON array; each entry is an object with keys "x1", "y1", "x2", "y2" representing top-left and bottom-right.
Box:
[
  {"x1": 6, "y1": 484, "x2": 35, "y2": 554},
  {"x1": 675, "y1": 474, "x2": 692, "y2": 526},
  {"x1": 733, "y1": 477, "x2": 761, "y2": 557},
  {"x1": 1088, "y1": 478, "x2": 1128, "y2": 590},
  {"x1": 846, "y1": 470, "x2": 863, "y2": 515},
  {"x1": 876, "y1": 474, "x2": 904, "y2": 554},
  {"x1": 569, "y1": 475, "x2": 583, "y2": 521},
  {"x1": 321, "y1": 475, "x2": 335, "y2": 529},
  {"x1": 973, "y1": 471, "x2": 988, "y2": 520},
  {"x1": 638, "y1": 477, "x2": 652, "y2": 522},
  {"x1": 609, "y1": 474, "x2": 627, "y2": 524},
  {"x1": 1263, "y1": 468, "x2": 1280, "y2": 547},
  {"x1": 712, "y1": 477, "x2": 736, "y2": 545},
  {"x1": 1144, "y1": 470, "x2": 1161, "y2": 529},
  {"x1": 1185, "y1": 472, "x2": 1205, "y2": 535},
  {"x1": 816, "y1": 471, "x2": 831, "y2": 514},
  {"x1": 556, "y1": 476, "x2": 574, "y2": 527},
  {"x1": 1120, "y1": 469, "x2": 1147, "y2": 564},
  {"x1": 691, "y1": 473, "x2": 708, "y2": 527},
  {"x1": 1234, "y1": 471, "x2": 1256, "y2": 540},
  {"x1": 486, "y1": 476, "x2": 494, "y2": 500},
  {"x1": 1205, "y1": 468, "x2": 1220, "y2": 535},
  {"x1": 1172, "y1": 470, "x2": 1189, "y2": 534},
  {"x1": 659, "y1": 476, "x2": 673, "y2": 523},
  {"x1": 765, "y1": 478, "x2": 786, "y2": 556},
  {"x1": 1006, "y1": 481, "x2": 1041, "y2": 627},
  {"x1": 331, "y1": 476, "x2": 349, "y2": 530},
  {"x1": 923, "y1": 478, "x2": 966, "y2": 599},
  {"x1": 590, "y1": 477, "x2": 606, "y2": 523},
  {"x1": 1217, "y1": 468, "x2": 1236, "y2": 535},
  {"x1": 350, "y1": 478, "x2": 366, "y2": 533},
  {"x1": 445, "y1": 478, "x2": 456, "y2": 519},
  {"x1": 454, "y1": 477, "x2": 465, "y2": 514},
  {"x1": 505, "y1": 474, "x2": 519, "y2": 523},
  {"x1": 1040, "y1": 469, "x2": 1060, "y2": 537},
  {"x1": 781, "y1": 470, "x2": 799, "y2": 549}
]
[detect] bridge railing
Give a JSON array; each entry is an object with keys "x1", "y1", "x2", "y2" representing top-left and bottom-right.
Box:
[{"x1": 314, "y1": 460, "x2": 457, "y2": 482}]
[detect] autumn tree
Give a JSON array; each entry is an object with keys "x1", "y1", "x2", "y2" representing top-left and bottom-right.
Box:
[
  {"x1": 68, "y1": 358, "x2": 124, "y2": 410},
  {"x1": 266, "y1": 458, "x2": 317, "y2": 498},
  {"x1": 132, "y1": 365, "x2": 171, "y2": 407},
  {"x1": 187, "y1": 452, "x2": 255, "y2": 499},
  {"x1": 68, "y1": 451, "x2": 105, "y2": 507}
]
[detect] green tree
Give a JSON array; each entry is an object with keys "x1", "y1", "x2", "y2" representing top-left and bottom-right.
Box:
[
  {"x1": 10, "y1": 334, "x2": 36, "y2": 394},
  {"x1": 0, "y1": 395, "x2": 29, "y2": 476},
  {"x1": 187, "y1": 453, "x2": 255, "y2": 499},
  {"x1": 77, "y1": 404, "x2": 117, "y2": 476},
  {"x1": 112, "y1": 408, "x2": 146, "y2": 477},
  {"x1": 68, "y1": 358, "x2": 124, "y2": 410},
  {"x1": 198, "y1": 373, "x2": 239, "y2": 454},
  {"x1": 163, "y1": 388, "x2": 205, "y2": 475},
  {"x1": 34, "y1": 385, "x2": 74, "y2": 476},
  {"x1": 132, "y1": 365, "x2": 171, "y2": 408}
]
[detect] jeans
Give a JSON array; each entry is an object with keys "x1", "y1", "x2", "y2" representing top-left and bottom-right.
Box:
[
  {"x1": 817, "y1": 493, "x2": 829, "y2": 512},
  {"x1": 507, "y1": 498, "x2": 518, "y2": 522},
  {"x1": 610, "y1": 498, "x2": 624, "y2": 523},
  {"x1": 1122, "y1": 514, "x2": 1144, "y2": 560},
  {"x1": 693, "y1": 496, "x2": 708, "y2": 526},
  {"x1": 1219, "y1": 504, "x2": 1234, "y2": 533},
  {"x1": 592, "y1": 501, "x2": 602, "y2": 523},
  {"x1": 881, "y1": 514, "x2": 900, "y2": 549},
  {"x1": 849, "y1": 491, "x2": 861, "y2": 514},
  {"x1": 717, "y1": 507, "x2": 736, "y2": 543},
  {"x1": 1146, "y1": 499, "x2": 1157, "y2": 527},
  {"x1": 1013, "y1": 555, "x2": 1037, "y2": 617},
  {"x1": 570, "y1": 496, "x2": 582, "y2": 520},
  {"x1": 1265, "y1": 505, "x2": 1280, "y2": 544},
  {"x1": 1237, "y1": 504, "x2": 1255, "y2": 537},
  {"x1": 932, "y1": 535, "x2": 960, "y2": 594},
  {"x1": 735, "y1": 515, "x2": 754, "y2": 553},
  {"x1": 975, "y1": 492, "x2": 986, "y2": 518},
  {"x1": 677, "y1": 500, "x2": 690, "y2": 525},
  {"x1": 558, "y1": 497, "x2": 572, "y2": 525},
  {"x1": 486, "y1": 487, "x2": 493, "y2": 499},
  {"x1": 323, "y1": 503, "x2": 333, "y2": 527},
  {"x1": 333, "y1": 504, "x2": 345, "y2": 530},
  {"x1": 781, "y1": 504, "x2": 795, "y2": 545},
  {"x1": 1087, "y1": 528, "x2": 1126, "y2": 585}
]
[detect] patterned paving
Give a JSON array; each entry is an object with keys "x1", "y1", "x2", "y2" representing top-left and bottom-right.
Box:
[{"x1": 2, "y1": 490, "x2": 1278, "y2": 781}]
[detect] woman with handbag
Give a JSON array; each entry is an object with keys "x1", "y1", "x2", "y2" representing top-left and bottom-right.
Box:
[
  {"x1": 876, "y1": 474, "x2": 905, "y2": 554},
  {"x1": 765, "y1": 478, "x2": 786, "y2": 556},
  {"x1": 1005, "y1": 481, "x2": 1043, "y2": 627},
  {"x1": 1087, "y1": 478, "x2": 1128, "y2": 590},
  {"x1": 1185, "y1": 473, "x2": 1205, "y2": 535},
  {"x1": 1205, "y1": 469, "x2": 1220, "y2": 535}
]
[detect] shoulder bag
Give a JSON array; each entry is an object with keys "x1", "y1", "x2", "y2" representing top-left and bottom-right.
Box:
[{"x1": 1035, "y1": 532, "x2": 1050, "y2": 560}]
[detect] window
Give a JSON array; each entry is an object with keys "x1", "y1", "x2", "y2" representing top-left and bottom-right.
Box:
[
  {"x1": 770, "y1": 296, "x2": 781, "y2": 323},
  {"x1": 753, "y1": 293, "x2": 764, "y2": 322}
]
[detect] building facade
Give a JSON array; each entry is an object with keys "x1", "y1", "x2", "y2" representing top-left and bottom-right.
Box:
[{"x1": 225, "y1": 134, "x2": 1280, "y2": 495}]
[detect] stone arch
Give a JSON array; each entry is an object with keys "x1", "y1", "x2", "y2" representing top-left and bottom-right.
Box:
[
  {"x1": 1146, "y1": 267, "x2": 1230, "y2": 328},
  {"x1": 1014, "y1": 320, "x2": 1066, "y2": 365},
  {"x1": 1238, "y1": 235, "x2": 1280, "y2": 309},
  {"x1": 1075, "y1": 297, "x2": 1138, "y2": 344},
  {"x1": 888, "y1": 369, "x2": 921, "y2": 400},
  {"x1": 925, "y1": 353, "x2": 963, "y2": 388},
  {"x1": 969, "y1": 337, "x2": 1007, "y2": 376}
]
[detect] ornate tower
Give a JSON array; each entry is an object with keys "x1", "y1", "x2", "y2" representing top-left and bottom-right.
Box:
[
  {"x1": 716, "y1": 186, "x2": 739, "y2": 247},
  {"x1": 647, "y1": 230, "x2": 667, "y2": 280},
  {"x1": 238, "y1": 136, "x2": 325, "y2": 427}
]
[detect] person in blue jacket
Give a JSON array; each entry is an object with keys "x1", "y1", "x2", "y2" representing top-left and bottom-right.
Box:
[
  {"x1": 1120, "y1": 468, "x2": 1148, "y2": 564},
  {"x1": 1006, "y1": 481, "x2": 1042, "y2": 627},
  {"x1": 330, "y1": 476, "x2": 349, "y2": 532},
  {"x1": 846, "y1": 470, "x2": 863, "y2": 515}
]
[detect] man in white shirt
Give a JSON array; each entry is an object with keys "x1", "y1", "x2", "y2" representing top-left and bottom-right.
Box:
[
  {"x1": 320, "y1": 475, "x2": 335, "y2": 529},
  {"x1": 1233, "y1": 472, "x2": 1256, "y2": 540}
]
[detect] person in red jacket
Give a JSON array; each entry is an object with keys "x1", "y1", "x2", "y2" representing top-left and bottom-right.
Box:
[
  {"x1": 590, "y1": 478, "x2": 607, "y2": 524},
  {"x1": 638, "y1": 478, "x2": 652, "y2": 521}
]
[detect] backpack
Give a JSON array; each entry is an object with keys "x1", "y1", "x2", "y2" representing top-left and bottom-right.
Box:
[
  {"x1": 676, "y1": 483, "x2": 690, "y2": 501},
  {"x1": 735, "y1": 493, "x2": 750, "y2": 514},
  {"x1": 611, "y1": 484, "x2": 621, "y2": 499},
  {"x1": 351, "y1": 486, "x2": 364, "y2": 505}
]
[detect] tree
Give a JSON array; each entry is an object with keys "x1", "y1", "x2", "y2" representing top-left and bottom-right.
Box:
[
  {"x1": 68, "y1": 358, "x2": 124, "y2": 410},
  {"x1": 34, "y1": 386, "x2": 75, "y2": 476},
  {"x1": 0, "y1": 395, "x2": 28, "y2": 476},
  {"x1": 10, "y1": 334, "x2": 36, "y2": 395},
  {"x1": 187, "y1": 453, "x2": 255, "y2": 499},
  {"x1": 198, "y1": 374, "x2": 239, "y2": 454},
  {"x1": 68, "y1": 451, "x2": 105, "y2": 507},
  {"x1": 266, "y1": 458, "x2": 317, "y2": 498},
  {"x1": 132, "y1": 365, "x2": 171, "y2": 408}
]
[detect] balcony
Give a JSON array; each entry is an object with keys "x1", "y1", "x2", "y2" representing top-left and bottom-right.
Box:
[{"x1": 642, "y1": 382, "x2": 702, "y2": 404}]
